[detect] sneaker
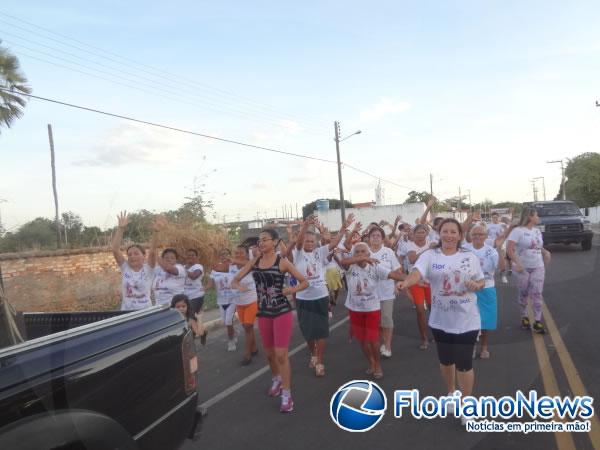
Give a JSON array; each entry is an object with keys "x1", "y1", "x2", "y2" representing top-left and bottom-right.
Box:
[
  {"x1": 521, "y1": 317, "x2": 531, "y2": 330},
  {"x1": 379, "y1": 344, "x2": 386, "y2": 354},
  {"x1": 533, "y1": 321, "x2": 546, "y2": 334},
  {"x1": 227, "y1": 340, "x2": 237, "y2": 352},
  {"x1": 268, "y1": 378, "x2": 282, "y2": 397},
  {"x1": 280, "y1": 395, "x2": 294, "y2": 413},
  {"x1": 381, "y1": 348, "x2": 392, "y2": 359}
]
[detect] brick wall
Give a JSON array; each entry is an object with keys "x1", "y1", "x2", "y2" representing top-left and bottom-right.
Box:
[{"x1": 0, "y1": 248, "x2": 121, "y2": 312}]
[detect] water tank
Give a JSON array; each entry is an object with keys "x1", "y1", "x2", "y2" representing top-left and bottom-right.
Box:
[{"x1": 315, "y1": 199, "x2": 330, "y2": 212}]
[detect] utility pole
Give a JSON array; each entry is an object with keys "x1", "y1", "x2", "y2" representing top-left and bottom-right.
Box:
[
  {"x1": 48, "y1": 124, "x2": 61, "y2": 249},
  {"x1": 334, "y1": 121, "x2": 346, "y2": 225},
  {"x1": 430, "y1": 173, "x2": 433, "y2": 197},
  {"x1": 533, "y1": 177, "x2": 546, "y2": 201},
  {"x1": 547, "y1": 159, "x2": 566, "y2": 200},
  {"x1": 530, "y1": 179, "x2": 539, "y2": 201},
  {"x1": 458, "y1": 186, "x2": 462, "y2": 219}
]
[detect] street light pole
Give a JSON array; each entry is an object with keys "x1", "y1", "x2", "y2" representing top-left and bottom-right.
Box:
[
  {"x1": 334, "y1": 121, "x2": 362, "y2": 226},
  {"x1": 334, "y1": 121, "x2": 345, "y2": 224}
]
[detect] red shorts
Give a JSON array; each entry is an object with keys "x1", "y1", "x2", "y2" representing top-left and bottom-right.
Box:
[
  {"x1": 349, "y1": 310, "x2": 381, "y2": 342},
  {"x1": 410, "y1": 284, "x2": 431, "y2": 306}
]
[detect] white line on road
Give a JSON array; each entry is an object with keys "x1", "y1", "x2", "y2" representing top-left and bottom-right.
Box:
[{"x1": 199, "y1": 316, "x2": 349, "y2": 410}]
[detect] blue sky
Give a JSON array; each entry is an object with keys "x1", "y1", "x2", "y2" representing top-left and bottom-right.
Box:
[{"x1": 1, "y1": 1, "x2": 600, "y2": 230}]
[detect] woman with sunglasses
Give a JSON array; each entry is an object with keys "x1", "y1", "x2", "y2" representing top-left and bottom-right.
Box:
[{"x1": 232, "y1": 228, "x2": 308, "y2": 413}]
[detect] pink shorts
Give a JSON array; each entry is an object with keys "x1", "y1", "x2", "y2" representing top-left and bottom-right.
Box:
[{"x1": 258, "y1": 312, "x2": 294, "y2": 349}]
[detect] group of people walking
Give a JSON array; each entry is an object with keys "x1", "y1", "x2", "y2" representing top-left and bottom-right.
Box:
[{"x1": 111, "y1": 201, "x2": 551, "y2": 421}]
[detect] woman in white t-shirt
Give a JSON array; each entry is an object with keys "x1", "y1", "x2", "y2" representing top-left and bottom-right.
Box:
[
  {"x1": 232, "y1": 245, "x2": 259, "y2": 366},
  {"x1": 464, "y1": 224, "x2": 503, "y2": 359},
  {"x1": 150, "y1": 246, "x2": 186, "y2": 307},
  {"x1": 406, "y1": 224, "x2": 436, "y2": 350},
  {"x1": 507, "y1": 207, "x2": 551, "y2": 334},
  {"x1": 292, "y1": 214, "x2": 351, "y2": 377},
  {"x1": 367, "y1": 225, "x2": 401, "y2": 359},
  {"x1": 206, "y1": 248, "x2": 238, "y2": 352},
  {"x1": 398, "y1": 218, "x2": 485, "y2": 426},
  {"x1": 184, "y1": 248, "x2": 207, "y2": 345},
  {"x1": 111, "y1": 211, "x2": 154, "y2": 311},
  {"x1": 340, "y1": 242, "x2": 406, "y2": 379}
]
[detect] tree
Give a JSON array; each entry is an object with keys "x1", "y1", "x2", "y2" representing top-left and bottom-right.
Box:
[
  {"x1": 165, "y1": 194, "x2": 213, "y2": 224},
  {"x1": 301, "y1": 199, "x2": 353, "y2": 219},
  {"x1": 0, "y1": 42, "x2": 31, "y2": 132},
  {"x1": 404, "y1": 191, "x2": 432, "y2": 204},
  {"x1": 564, "y1": 152, "x2": 600, "y2": 207},
  {"x1": 13, "y1": 218, "x2": 57, "y2": 251},
  {"x1": 61, "y1": 211, "x2": 83, "y2": 247}
]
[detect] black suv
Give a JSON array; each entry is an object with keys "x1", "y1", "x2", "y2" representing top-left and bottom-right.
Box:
[{"x1": 525, "y1": 201, "x2": 593, "y2": 251}]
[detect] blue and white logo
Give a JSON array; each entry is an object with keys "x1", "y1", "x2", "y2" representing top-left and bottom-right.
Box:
[{"x1": 330, "y1": 380, "x2": 387, "y2": 432}]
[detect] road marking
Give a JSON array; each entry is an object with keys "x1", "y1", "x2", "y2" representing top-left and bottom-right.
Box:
[
  {"x1": 199, "y1": 316, "x2": 350, "y2": 410},
  {"x1": 528, "y1": 306, "x2": 576, "y2": 450},
  {"x1": 543, "y1": 303, "x2": 600, "y2": 450}
]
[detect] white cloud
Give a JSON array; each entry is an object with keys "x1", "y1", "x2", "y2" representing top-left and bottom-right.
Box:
[
  {"x1": 73, "y1": 123, "x2": 194, "y2": 167},
  {"x1": 359, "y1": 98, "x2": 411, "y2": 122}
]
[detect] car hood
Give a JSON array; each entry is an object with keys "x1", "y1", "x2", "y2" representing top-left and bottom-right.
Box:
[{"x1": 538, "y1": 215, "x2": 585, "y2": 225}]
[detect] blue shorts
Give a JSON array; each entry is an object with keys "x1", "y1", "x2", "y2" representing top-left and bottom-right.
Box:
[{"x1": 476, "y1": 287, "x2": 497, "y2": 330}]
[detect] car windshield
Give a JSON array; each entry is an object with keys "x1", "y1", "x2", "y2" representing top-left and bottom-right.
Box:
[{"x1": 536, "y1": 203, "x2": 582, "y2": 216}]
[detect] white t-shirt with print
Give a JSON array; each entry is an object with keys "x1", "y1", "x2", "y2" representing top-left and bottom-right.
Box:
[
  {"x1": 153, "y1": 264, "x2": 186, "y2": 306},
  {"x1": 234, "y1": 271, "x2": 257, "y2": 306},
  {"x1": 463, "y1": 243, "x2": 499, "y2": 289},
  {"x1": 120, "y1": 262, "x2": 154, "y2": 310},
  {"x1": 507, "y1": 227, "x2": 544, "y2": 269},
  {"x1": 292, "y1": 245, "x2": 330, "y2": 300},
  {"x1": 210, "y1": 269, "x2": 235, "y2": 305},
  {"x1": 184, "y1": 263, "x2": 205, "y2": 299},
  {"x1": 405, "y1": 240, "x2": 432, "y2": 271},
  {"x1": 485, "y1": 223, "x2": 506, "y2": 247},
  {"x1": 370, "y1": 246, "x2": 400, "y2": 301},
  {"x1": 414, "y1": 248, "x2": 484, "y2": 334},
  {"x1": 344, "y1": 264, "x2": 391, "y2": 312}
]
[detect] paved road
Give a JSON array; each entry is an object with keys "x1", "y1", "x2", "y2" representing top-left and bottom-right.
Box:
[{"x1": 183, "y1": 237, "x2": 600, "y2": 450}]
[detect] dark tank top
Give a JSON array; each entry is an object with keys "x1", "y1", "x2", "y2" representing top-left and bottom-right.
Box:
[{"x1": 252, "y1": 255, "x2": 293, "y2": 317}]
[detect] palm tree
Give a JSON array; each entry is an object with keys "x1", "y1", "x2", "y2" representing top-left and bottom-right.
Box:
[{"x1": 0, "y1": 41, "x2": 31, "y2": 133}]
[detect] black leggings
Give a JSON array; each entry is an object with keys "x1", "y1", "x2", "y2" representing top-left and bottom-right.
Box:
[{"x1": 430, "y1": 327, "x2": 479, "y2": 372}]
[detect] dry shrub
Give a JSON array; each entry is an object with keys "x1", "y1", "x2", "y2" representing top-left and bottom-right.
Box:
[{"x1": 154, "y1": 221, "x2": 230, "y2": 270}]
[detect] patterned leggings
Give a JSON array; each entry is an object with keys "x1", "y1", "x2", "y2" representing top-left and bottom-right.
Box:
[{"x1": 515, "y1": 266, "x2": 545, "y2": 321}]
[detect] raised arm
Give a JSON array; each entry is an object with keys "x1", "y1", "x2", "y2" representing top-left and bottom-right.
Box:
[
  {"x1": 111, "y1": 211, "x2": 128, "y2": 267},
  {"x1": 420, "y1": 197, "x2": 436, "y2": 225},
  {"x1": 328, "y1": 212, "x2": 354, "y2": 250},
  {"x1": 148, "y1": 215, "x2": 167, "y2": 268},
  {"x1": 295, "y1": 216, "x2": 312, "y2": 250}
]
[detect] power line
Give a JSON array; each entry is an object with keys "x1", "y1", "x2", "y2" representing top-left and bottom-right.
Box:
[
  {"x1": 0, "y1": 11, "x2": 330, "y2": 131},
  {"x1": 343, "y1": 163, "x2": 414, "y2": 190},
  {"x1": 0, "y1": 88, "x2": 337, "y2": 164},
  {"x1": 2, "y1": 88, "x2": 422, "y2": 194},
  {"x1": 1, "y1": 34, "x2": 329, "y2": 136}
]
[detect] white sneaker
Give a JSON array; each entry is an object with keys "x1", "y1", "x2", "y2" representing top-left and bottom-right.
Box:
[
  {"x1": 379, "y1": 344, "x2": 386, "y2": 355},
  {"x1": 381, "y1": 348, "x2": 392, "y2": 358},
  {"x1": 227, "y1": 340, "x2": 237, "y2": 352}
]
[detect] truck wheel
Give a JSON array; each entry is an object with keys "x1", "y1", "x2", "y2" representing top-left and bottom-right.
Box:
[{"x1": 582, "y1": 239, "x2": 592, "y2": 251}]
